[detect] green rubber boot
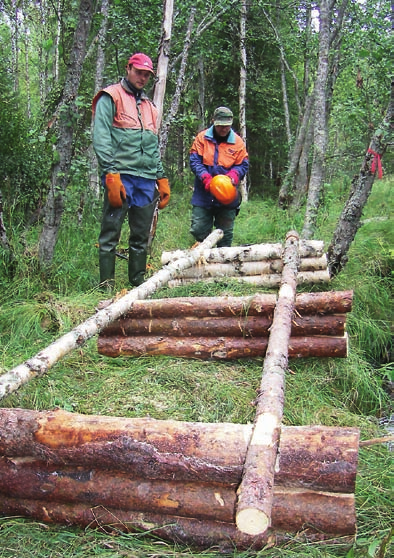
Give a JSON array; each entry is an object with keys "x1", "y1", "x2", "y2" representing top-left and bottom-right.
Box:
[
  {"x1": 127, "y1": 194, "x2": 159, "y2": 287},
  {"x1": 98, "y1": 192, "x2": 127, "y2": 290}
]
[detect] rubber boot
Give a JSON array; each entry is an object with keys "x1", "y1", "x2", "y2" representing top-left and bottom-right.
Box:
[
  {"x1": 127, "y1": 194, "x2": 158, "y2": 287},
  {"x1": 98, "y1": 192, "x2": 127, "y2": 291}
]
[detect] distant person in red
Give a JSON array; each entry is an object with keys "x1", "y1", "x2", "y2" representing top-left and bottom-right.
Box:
[
  {"x1": 92, "y1": 53, "x2": 170, "y2": 289},
  {"x1": 189, "y1": 106, "x2": 249, "y2": 247}
]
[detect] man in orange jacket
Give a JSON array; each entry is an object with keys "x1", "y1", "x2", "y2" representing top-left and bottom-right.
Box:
[
  {"x1": 189, "y1": 106, "x2": 249, "y2": 247},
  {"x1": 92, "y1": 53, "x2": 170, "y2": 289}
]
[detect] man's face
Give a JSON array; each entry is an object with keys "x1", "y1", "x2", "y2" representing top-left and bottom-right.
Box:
[
  {"x1": 126, "y1": 65, "x2": 152, "y2": 90},
  {"x1": 214, "y1": 124, "x2": 231, "y2": 137}
]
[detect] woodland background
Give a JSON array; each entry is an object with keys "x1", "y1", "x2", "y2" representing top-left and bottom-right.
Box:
[{"x1": 0, "y1": 1, "x2": 392, "y2": 557}]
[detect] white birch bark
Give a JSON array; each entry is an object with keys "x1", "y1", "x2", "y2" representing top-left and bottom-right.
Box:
[
  {"x1": 0, "y1": 230, "x2": 223, "y2": 400},
  {"x1": 153, "y1": 0, "x2": 174, "y2": 129}
]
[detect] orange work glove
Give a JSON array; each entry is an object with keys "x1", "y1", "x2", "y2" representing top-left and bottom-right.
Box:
[
  {"x1": 156, "y1": 177, "x2": 171, "y2": 209},
  {"x1": 105, "y1": 173, "x2": 126, "y2": 208}
]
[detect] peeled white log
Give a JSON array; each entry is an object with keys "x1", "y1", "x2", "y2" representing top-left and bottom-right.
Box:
[{"x1": 0, "y1": 230, "x2": 224, "y2": 400}]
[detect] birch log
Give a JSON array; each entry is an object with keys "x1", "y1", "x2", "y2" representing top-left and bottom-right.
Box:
[
  {"x1": 235, "y1": 230, "x2": 300, "y2": 536},
  {"x1": 168, "y1": 269, "x2": 330, "y2": 288},
  {"x1": 0, "y1": 409, "x2": 360, "y2": 490},
  {"x1": 161, "y1": 239, "x2": 325, "y2": 265},
  {"x1": 97, "y1": 334, "x2": 348, "y2": 359},
  {"x1": 177, "y1": 256, "x2": 327, "y2": 279},
  {"x1": 0, "y1": 230, "x2": 223, "y2": 400}
]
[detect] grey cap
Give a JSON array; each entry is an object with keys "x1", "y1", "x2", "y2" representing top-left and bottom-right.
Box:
[{"x1": 213, "y1": 106, "x2": 233, "y2": 126}]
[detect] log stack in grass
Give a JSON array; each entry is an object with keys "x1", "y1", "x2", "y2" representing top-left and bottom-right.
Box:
[
  {"x1": 98, "y1": 290, "x2": 353, "y2": 360},
  {"x1": 0, "y1": 408, "x2": 359, "y2": 550},
  {"x1": 161, "y1": 240, "x2": 331, "y2": 287}
]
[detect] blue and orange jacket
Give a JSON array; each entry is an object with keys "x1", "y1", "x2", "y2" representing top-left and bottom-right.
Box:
[
  {"x1": 92, "y1": 79, "x2": 164, "y2": 179},
  {"x1": 189, "y1": 125, "x2": 249, "y2": 209}
]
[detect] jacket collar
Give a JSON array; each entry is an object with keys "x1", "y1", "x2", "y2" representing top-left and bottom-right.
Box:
[{"x1": 205, "y1": 125, "x2": 236, "y2": 144}]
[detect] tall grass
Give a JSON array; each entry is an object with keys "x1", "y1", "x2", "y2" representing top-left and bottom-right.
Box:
[{"x1": 0, "y1": 174, "x2": 392, "y2": 557}]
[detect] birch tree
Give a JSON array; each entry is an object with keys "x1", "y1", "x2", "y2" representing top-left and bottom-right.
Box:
[
  {"x1": 153, "y1": 0, "x2": 174, "y2": 129},
  {"x1": 38, "y1": 0, "x2": 95, "y2": 266}
]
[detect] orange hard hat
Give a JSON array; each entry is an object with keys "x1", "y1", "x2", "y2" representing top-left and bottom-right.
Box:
[{"x1": 210, "y1": 174, "x2": 238, "y2": 204}]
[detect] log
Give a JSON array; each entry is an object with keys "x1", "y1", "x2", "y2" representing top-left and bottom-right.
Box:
[
  {"x1": 236, "y1": 230, "x2": 300, "y2": 535},
  {"x1": 0, "y1": 496, "x2": 355, "y2": 550},
  {"x1": 99, "y1": 314, "x2": 346, "y2": 338},
  {"x1": 97, "y1": 334, "x2": 348, "y2": 359},
  {"x1": 161, "y1": 239, "x2": 325, "y2": 265},
  {"x1": 0, "y1": 230, "x2": 224, "y2": 400},
  {"x1": 0, "y1": 459, "x2": 356, "y2": 530},
  {"x1": 99, "y1": 291, "x2": 353, "y2": 319},
  {"x1": 0, "y1": 409, "x2": 359, "y2": 490},
  {"x1": 168, "y1": 269, "x2": 330, "y2": 288},
  {"x1": 178, "y1": 256, "x2": 328, "y2": 279}
]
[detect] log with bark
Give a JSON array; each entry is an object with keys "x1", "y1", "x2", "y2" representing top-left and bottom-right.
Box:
[
  {"x1": 168, "y1": 269, "x2": 330, "y2": 288},
  {"x1": 161, "y1": 240, "x2": 325, "y2": 265},
  {"x1": 99, "y1": 313, "x2": 346, "y2": 338},
  {"x1": 235, "y1": 230, "x2": 300, "y2": 535},
  {"x1": 0, "y1": 496, "x2": 356, "y2": 550},
  {"x1": 99, "y1": 290, "x2": 353, "y2": 320},
  {"x1": 97, "y1": 334, "x2": 348, "y2": 359}
]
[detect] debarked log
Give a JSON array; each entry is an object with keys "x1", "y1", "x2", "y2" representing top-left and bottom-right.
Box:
[
  {"x1": 105, "y1": 291, "x2": 353, "y2": 319},
  {"x1": 0, "y1": 496, "x2": 356, "y2": 550},
  {"x1": 168, "y1": 269, "x2": 331, "y2": 288},
  {"x1": 100, "y1": 314, "x2": 346, "y2": 338},
  {"x1": 0, "y1": 409, "x2": 359, "y2": 491},
  {"x1": 161, "y1": 240, "x2": 325, "y2": 265},
  {"x1": 0, "y1": 460, "x2": 356, "y2": 532},
  {"x1": 97, "y1": 334, "x2": 348, "y2": 359},
  {"x1": 178, "y1": 256, "x2": 328, "y2": 280}
]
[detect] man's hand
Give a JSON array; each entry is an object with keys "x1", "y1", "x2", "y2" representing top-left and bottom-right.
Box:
[
  {"x1": 105, "y1": 173, "x2": 126, "y2": 208},
  {"x1": 226, "y1": 169, "x2": 239, "y2": 186},
  {"x1": 201, "y1": 173, "x2": 212, "y2": 191},
  {"x1": 157, "y1": 178, "x2": 171, "y2": 209}
]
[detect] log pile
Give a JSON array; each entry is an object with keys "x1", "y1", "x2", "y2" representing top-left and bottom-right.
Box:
[
  {"x1": 98, "y1": 290, "x2": 353, "y2": 360},
  {"x1": 0, "y1": 408, "x2": 359, "y2": 550},
  {"x1": 161, "y1": 240, "x2": 331, "y2": 287}
]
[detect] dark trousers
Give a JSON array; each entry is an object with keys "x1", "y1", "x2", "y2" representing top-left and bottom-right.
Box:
[{"x1": 190, "y1": 205, "x2": 237, "y2": 247}]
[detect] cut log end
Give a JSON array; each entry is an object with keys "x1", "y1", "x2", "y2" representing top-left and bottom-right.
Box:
[{"x1": 236, "y1": 508, "x2": 270, "y2": 536}]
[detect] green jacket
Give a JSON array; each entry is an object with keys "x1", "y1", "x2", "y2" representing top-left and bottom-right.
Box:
[{"x1": 92, "y1": 80, "x2": 164, "y2": 179}]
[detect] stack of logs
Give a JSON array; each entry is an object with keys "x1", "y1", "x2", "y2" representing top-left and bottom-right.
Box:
[
  {"x1": 0, "y1": 408, "x2": 359, "y2": 550},
  {"x1": 98, "y1": 290, "x2": 353, "y2": 360},
  {"x1": 161, "y1": 240, "x2": 331, "y2": 288}
]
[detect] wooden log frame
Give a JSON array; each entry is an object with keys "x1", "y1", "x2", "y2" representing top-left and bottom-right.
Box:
[
  {"x1": 0, "y1": 408, "x2": 360, "y2": 548},
  {"x1": 235, "y1": 230, "x2": 300, "y2": 535}
]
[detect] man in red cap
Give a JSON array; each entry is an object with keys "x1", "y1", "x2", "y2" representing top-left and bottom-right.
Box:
[{"x1": 92, "y1": 53, "x2": 170, "y2": 290}]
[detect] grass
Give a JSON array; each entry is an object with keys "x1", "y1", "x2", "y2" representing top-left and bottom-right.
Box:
[{"x1": 0, "y1": 174, "x2": 392, "y2": 557}]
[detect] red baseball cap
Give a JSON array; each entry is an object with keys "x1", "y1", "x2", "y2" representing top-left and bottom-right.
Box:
[{"x1": 128, "y1": 53, "x2": 154, "y2": 74}]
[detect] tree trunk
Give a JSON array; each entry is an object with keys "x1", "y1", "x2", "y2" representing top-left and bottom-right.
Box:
[
  {"x1": 99, "y1": 290, "x2": 353, "y2": 319},
  {"x1": 161, "y1": 239, "x2": 325, "y2": 265},
  {"x1": 152, "y1": 0, "x2": 174, "y2": 128},
  {"x1": 100, "y1": 314, "x2": 346, "y2": 338},
  {"x1": 235, "y1": 231, "x2": 300, "y2": 535},
  {"x1": 38, "y1": 0, "x2": 95, "y2": 266},
  {"x1": 0, "y1": 230, "x2": 224, "y2": 400},
  {"x1": 0, "y1": 408, "x2": 359, "y2": 490},
  {"x1": 167, "y1": 269, "x2": 330, "y2": 288},
  {"x1": 238, "y1": 0, "x2": 249, "y2": 201},
  {"x1": 301, "y1": 0, "x2": 330, "y2": 239},
  {"x1": 327, "y1": 80, "x2": 393, "y2": 277}
]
